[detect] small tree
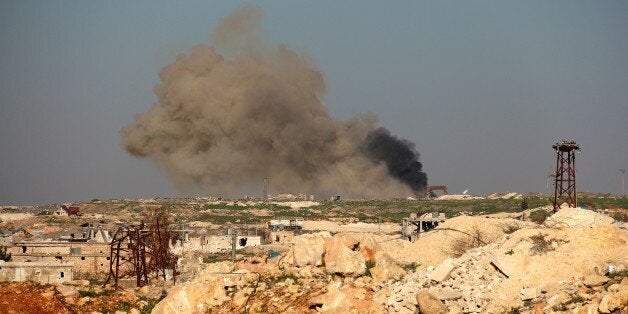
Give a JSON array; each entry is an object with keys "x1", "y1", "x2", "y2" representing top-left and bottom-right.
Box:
[{"x1": 0, "y1": 246, "x2": 11, "y2": 262}]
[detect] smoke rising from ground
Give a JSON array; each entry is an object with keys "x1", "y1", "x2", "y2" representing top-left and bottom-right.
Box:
[{"x1": 121, "y1": 4, "x2": 427, "y2": 198}]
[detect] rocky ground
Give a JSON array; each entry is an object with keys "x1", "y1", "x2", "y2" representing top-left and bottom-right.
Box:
[
  {"x1": 149, "y1": 207, "x2": 627, "y2": 314},
  {"x1": 0, "y1": 204, "x2": 626, "y2": 313}
]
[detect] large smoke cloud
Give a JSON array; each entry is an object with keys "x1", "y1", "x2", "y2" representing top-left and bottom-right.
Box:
[{"x1": 121, "y1": 4, "x2": 427, "y2": 198}]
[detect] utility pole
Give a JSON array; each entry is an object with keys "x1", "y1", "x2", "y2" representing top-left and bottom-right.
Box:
[
  {"x1": 546, "y1": 169, "x2": 554, "y2": 196},
  {"x1": 620, "y1": 169, "x2": 626, "y2": 196},
  {"x1": 263, "y1": 177, "x2": 268, "y2": 201},
  {"x1": 228, "y1": 228, "x2": 238, "y2": 262}
]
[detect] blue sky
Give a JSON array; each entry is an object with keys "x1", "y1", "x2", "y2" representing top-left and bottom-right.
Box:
[{"x1": 1, "y1": 1, "x2": 627, "y2": 204}]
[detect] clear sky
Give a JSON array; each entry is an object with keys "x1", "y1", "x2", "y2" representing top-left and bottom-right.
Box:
[{"x1": 1, "y1": 1, "x2": 627, "y2": 205}]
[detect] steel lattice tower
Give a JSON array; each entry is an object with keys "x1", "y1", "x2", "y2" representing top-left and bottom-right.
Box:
[{"x1": 552, "y1": 141, "x2": 580, "y2": 211}]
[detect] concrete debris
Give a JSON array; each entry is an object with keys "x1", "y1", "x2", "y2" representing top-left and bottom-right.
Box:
[
  {"x1": 415, "y1": 290, "x2": 447, "y2": 314},
  {"x1": 519, "y1": 287, "x2": 540, "y2": 300},
  {"x1": 370, "y1": 253, "x2": 406, "y2": 283},
  {"x1": 308, "y1": 281, "x2": 386, "y2": 313},
  {"x1": 598, "y1": 290, "x2": 628, "y2": 313},
  {"x1": 55, "y1": 285, "x2": 79, "y2": 298},
  {"x1": 584, "y1": 274, "x2": 610, "y2": 287},
  {"x1": 324, "y1": 245, "x2": 366, "y2": 277},
  {"x1": 291, "y1": 231, "x2": 330, "y2": 267},
  {"x1": 429, "y1": 258, "x2": 455, "y2": 282},
  {"x1": 545, "y1": 207, "x2": 615, "y2": 228},
  {"x1": 487, "y1": 192, "x2": 523, "y2": 200}
]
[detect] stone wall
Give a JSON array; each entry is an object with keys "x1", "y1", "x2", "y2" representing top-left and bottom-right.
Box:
[
  {"x1": 171, "y1": 235, "x2": 262, "y2": 254},
  {"x1": 0, "y1": 261, "x2": 73, "y2": 284},
  {"x1": 7, "y1": 242, "x2": 111, "y2": 276},
  {"x1": 269, "y1": 231, "x2": 294, "y2": 244}
]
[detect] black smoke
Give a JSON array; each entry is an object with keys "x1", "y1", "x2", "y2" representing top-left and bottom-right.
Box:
[{"x1": 363, "y1": 127, "x2": 428, "y2": 195}]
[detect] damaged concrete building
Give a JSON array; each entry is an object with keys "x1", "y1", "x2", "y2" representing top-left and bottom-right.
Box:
[{"x1": 0, "y1": 261, "x2": 74, "y2": 284}]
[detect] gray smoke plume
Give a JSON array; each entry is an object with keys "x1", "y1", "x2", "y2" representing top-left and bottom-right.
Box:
[{"x1": 120, "y1": 4, "x2": 427, "y2": 198}]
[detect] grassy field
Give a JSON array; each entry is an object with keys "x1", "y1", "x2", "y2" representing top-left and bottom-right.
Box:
[{"x1": 182, "y1": 195, "x2": 627, "y2": 224}]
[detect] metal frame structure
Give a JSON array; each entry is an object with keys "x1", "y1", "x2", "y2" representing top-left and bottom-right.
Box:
[
  {"x1": 552, "y1": 141, "x2": 580, "y2": 211},
  {"x1": 104, "y1": 218, "x2": 177, "y2": 289},
  {"x1": 425, "y1": 185, "x2": 449, "y2": 198},
  {"x1": 401, "y1": 212, "x2": 446, "y2": 242}
]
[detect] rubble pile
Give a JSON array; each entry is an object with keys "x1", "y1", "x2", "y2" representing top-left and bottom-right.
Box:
[
  {"x1": 371, "y1": 209, "x2": 628, "y2": 313},
  {"x1": 148, "y1": 207, "x2": 627, "y2": 313},
  {"x1": 381, "y1": 215, "x2": 533, "y2": 267}
]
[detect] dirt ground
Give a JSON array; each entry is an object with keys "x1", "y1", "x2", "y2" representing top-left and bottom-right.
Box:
[{"x1": 0, "y1": 283, "x2": 73, "y2": 314}]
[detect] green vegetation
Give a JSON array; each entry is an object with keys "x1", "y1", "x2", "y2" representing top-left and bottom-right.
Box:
[
  {"x1": 46, "y1": 216, "x2": 67, "y2": 224},
  {"x1": 268, "y1": 273, "x2": 299, "y2": 286},
  {"x1": 529, "y1": 210, "x2": 549, "y2": 224},
  {"x1": 578, "y1": 196, "x2": 628, "y2": 209},
  {"x1": 611, "y1": 212, "x2": 628, "y2": 222},
  {"x1": 608, "y1": 269, "x2": 628, "y2": 279},
  {"x1": 171, "y1": 196, "x2": 626, "y2": 225},
  {"x1": 78, "y1": 289, "x2": 115, "y2": 298},
  {"x1": 203, "y1": 202, "x2": 247, "y2": 210},
  {"x1": 100, "y1": 300, "x2": 132, "y2": 314},
  {"x1": 364, "y1": 260, "x2": 376, "y2": 277},
  {"x1": 401, "y1": 262, "x2": 418, "y2": 272},
  {"x1": 552, "y1": 295, "x2": 585, "y2": 311},
  {"x1": 87, "y1": 278, "x2": 105, "y2": 286},
  {"x1": 43, "y1": 195, "x2": 624, "y2": 227},
  {"x1": 530, "y1": 234, "x2": 552, "y2": 254},
  {"x1": 195, "y1": 213, "x2": 261, "y2": 224},
  {"x1": 140, "y1": 296, "x2": 165, "y2": 314},
  {"x1": 445, "y1": 225, "x2": 489, "y2": 257},
  {"x1": 506, "y1": 306, "x2": 521, "y2": 314}
]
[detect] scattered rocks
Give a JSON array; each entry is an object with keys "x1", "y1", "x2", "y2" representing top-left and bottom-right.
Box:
[
  {"x1": 56, "y1": 285, "x2": 79, "y2": 298},
  {"x1": 416, "y1": 290, "x2": 447, "y2": 314},
  {"x1": 429, "y1": 258, "x2": 455, "y2": 282},
  {"x1": 545, "y1": 207, "x2": 614, "y2": 228},
  {"x1": 308, "y1": 281, "x2": 385, "y2": 313},
  {"x1": 370, "y1": 253, "x2": 406, "y2": 283},
  {"x1": 519, "y1": 287, "x2": 540, "y2": 301},
  {"x1": 291, "y1": 231, "x2": 330, "y2": 267},
  {"x1": 358, "y1": 235, "x2": 381, "y2": 262},
  {"x1": 433, "y1": 287, "x2": 462, "y2": 301},
  {"x1": 324, "y1": 234, "x2": 366, "y2": 276},
  {"x1": 325, "y1": 247, "x2": 366, "y2": 276},
  {"x1": 584, "y1": 274, "x2": 609, "y2": 287},
  {"x1": 63, "y1": 279, "x2": 90, "y2": 287},
  {"x1": 598, "y1": 290, "x2": 628, "y2": 313},
  {"x1": 148, "y1": 207, "x2": 628, "y2": 314}
]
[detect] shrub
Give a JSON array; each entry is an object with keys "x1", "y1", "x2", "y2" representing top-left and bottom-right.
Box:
[
  {"x1": 401, "y1": 262, "x2": 419, "y2": 272},
  {"x1": 611, "y1": 212, "x2": 628, "y2": 222},
  {"x1": 608, "y1": 269, "x2": 628, "y2": 279},
  {"x1": 445, "y1": 225, "x2": 488, "y2": 257},
  {"x1": 500, "y1": 222, "x2": 521, "y2": 234},
  {"x1": 529, "y1": 234, "x2": 553, "y2": 255},
  {"x1": 529, "y1": 210, "x2": 548, "y2": 224},
  {"x1": 506, "y1": 306, "x2": 521, "y2": 314},
  {"x1": 364, "y1": 260, "x2": 376, "y2": 277}
]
